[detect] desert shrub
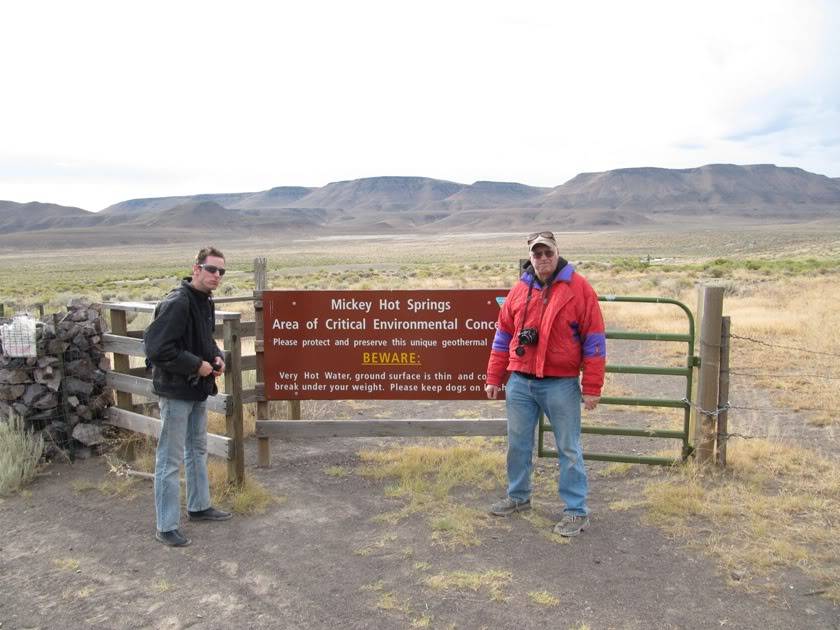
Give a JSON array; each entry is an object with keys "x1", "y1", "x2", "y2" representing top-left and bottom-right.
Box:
[{"x1": 0, "y1": 418, "x2": 44, "y2": 496}]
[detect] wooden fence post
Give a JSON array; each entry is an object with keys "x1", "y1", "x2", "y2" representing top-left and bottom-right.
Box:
[
  {"x1": 109, "y1": 310, "x2": 134, "y2": 412},
  {"x1": 254, "y1": 257, "x2": 271, "y2": 467},
  {"x1": 108, "y1": 307, "x2": 136, "y2": 461},
  {"x1": 694, "y1": 285, "x2": 724, "y2": 464},
  {"x1": 223, "y1": 316, "x2": 245, "y2": 485},
  {"x1": 716, "y1": 316, "x2": 731, "y2": 467},
  {"x1": 288, "y1": 400, "x2": 301, "y2": 420}
]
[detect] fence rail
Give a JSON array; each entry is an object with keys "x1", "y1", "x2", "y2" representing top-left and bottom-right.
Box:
[
  {"x1": 107, "y1": 406, "x2": 233, "y2": 459},
  {"x1": 104, "y1": 371, "x2": 232, "y2": 415}
]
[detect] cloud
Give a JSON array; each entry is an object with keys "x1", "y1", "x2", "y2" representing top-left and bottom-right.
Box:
[
  {"x1": 0, "y1": 156, "x2": 175, "y2": 181},
  {"x1": 674, "y1": 142, "x2": 708, "y2": 152},
  {"x1": 725, "y1": 112, "x2": 798, "y2": 142}
]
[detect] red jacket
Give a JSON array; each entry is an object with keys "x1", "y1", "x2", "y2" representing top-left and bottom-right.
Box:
[{"x1": 486, "y1": 262, "x2": 606, "y2": 396}]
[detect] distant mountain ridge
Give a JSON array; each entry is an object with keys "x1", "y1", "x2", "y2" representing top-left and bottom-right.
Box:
[
  {"x1": 101, "y1": 186, "x2": 317, "y2": 216},
  {"x1": 543, "y1": 164, "x2": 840, "y2": 212},
  {"x1": 2, "y1": 164, "x2": 839, "y2": 246}
]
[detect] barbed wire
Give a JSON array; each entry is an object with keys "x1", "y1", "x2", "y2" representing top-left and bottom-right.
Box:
[
  {"x1": 679, "y1": 396, "x2": 829, "y2": 417},
  {"x1": 727, "y1": 403, "x2": 828, "y2": 413},
  {"x1": 678, "y1": 400, "x2": 764, "y2": 441},
  {"x1": 729, "y1": 333, "x2": 840, "y2": 358},
  {"x1": 728, "y1": 369, "x2": 840, "y2": 381},
  {"x1": 717, "y1": 431, "x2": 758, "y2": 442}
]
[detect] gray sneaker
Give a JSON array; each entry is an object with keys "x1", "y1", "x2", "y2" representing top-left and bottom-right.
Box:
[
  {"x1": 553, "y1": 514, "x2": 590, "y2": 537},
  {"x1": 155, "y1": 529, "x2": 191, "y2": 547},
  {"x1": 489, "y1": 496, "x2": 532, "y2": 516}
]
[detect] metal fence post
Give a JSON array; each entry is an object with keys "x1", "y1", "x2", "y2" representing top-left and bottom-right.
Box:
[{"x1": 223, "y1": 316, "x2": 245, "y2": 485}]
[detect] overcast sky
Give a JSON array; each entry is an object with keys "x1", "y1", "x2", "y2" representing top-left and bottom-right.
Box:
[{"x1": 2, "y1": 0, "x2": 838, "y2": 211}]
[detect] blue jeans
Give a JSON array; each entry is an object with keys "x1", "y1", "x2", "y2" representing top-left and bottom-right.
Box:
[
  {"x1": 154, "y1": 397, "x2": 211, "y2": 532},
  {"x1": 505, "y1": 372, "x2": 588, "y2": 516}
]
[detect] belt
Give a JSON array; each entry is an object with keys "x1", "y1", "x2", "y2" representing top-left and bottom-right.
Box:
[{"x1": 513, "y1": 371, "x2": 558, "y2": 380}]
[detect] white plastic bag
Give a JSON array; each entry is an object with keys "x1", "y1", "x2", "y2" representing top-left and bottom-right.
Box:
[{"x1": 0, "y1": 315, "x2": 38, "y2": 358}]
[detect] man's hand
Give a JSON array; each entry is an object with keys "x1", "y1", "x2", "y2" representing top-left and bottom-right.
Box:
[
  {"x1": 213, "y1": 357, "x2": 225, "y2": 376},
  {"x1": 197, "y1": 360, "x2": 214, "y2": 377},
  {"x1": 485, "y1": 384, "x2": 500, "y2": 400},
  {"x1": 582, "y1": 395, "x2": 600, "y2": 411}
]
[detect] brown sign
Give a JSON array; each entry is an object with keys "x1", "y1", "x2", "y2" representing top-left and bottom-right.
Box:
[{"x1": 263, "y1": 290, "x2": 507, "y2": 400}]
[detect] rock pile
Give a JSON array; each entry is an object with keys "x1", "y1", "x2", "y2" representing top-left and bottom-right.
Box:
[{"x1": 0, "y1": 301, "x2": 114, "y2": 457}]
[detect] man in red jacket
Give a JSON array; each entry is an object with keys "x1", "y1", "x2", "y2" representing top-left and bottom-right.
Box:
[{"x1": 485, "y1": 231, "x2": 606, "y2": 537}]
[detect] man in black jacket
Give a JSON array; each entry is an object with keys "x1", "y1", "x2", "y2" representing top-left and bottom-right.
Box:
[{"x1": 144, "y1": 246, "x2": 233, "y2": 547}]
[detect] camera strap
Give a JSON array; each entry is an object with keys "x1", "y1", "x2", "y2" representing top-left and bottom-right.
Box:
[
  {"x1": 519, "y1": 262, "x2": 561, "y2": 330},
  {"x1": 516, "y1": 276, "x2": 537, "y2": 339},
  {"x1": 514, "y1": 260, "x2": 567, "y2": 357}
]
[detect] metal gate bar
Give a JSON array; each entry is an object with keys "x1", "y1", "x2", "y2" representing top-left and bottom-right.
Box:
[{"x1": 538, "y1": 296, "x2": 697, "y2": 466}]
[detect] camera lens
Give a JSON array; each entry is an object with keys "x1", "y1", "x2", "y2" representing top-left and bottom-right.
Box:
[{"x1": 518, "y1": 328, "x2": 538, "y2": 346}]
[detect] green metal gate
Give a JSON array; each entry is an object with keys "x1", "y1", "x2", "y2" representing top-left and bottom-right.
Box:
[{"x1": 537, "y1": 296, "x2": 697, "y2": 466}]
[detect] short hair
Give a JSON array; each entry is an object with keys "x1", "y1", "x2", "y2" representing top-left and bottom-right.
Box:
[{"x1": 195, "y1": 246, "x2": 225, "y2": 265}]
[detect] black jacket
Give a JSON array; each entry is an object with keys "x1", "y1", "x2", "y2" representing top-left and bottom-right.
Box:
[{"x1": 144, "y1": 279, "x2": 224, "y2": 401}]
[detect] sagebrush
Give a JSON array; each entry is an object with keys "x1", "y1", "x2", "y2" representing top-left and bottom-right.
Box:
[{"x1": 0, "y1": 419, "x2": 44, "y2": 495}]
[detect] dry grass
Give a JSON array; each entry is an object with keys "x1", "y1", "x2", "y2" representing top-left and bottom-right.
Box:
[
  {"x1": 358, "y1": 437, "x2": 504, "y2": 547},
  {"x1": 375, "y1": 591, "x2": 412, "y2": 613},
  {"x1": 589, "y1": 266, "x2": 838, "y2": 602},
  {"x1": 614, "y1": 438, "x2": 840, "y2": 602},
  {"x1": 101, "y1": 437, "x2": 277, "y2": 514},
  {"x1": 600, "y1": 274, "x2": 839, "y2": 428},
  {"x1": 723, "y1": 276, "x2": 840, "y2": 427},
  {"x1": 360, "y1": 578, "x2": 432, "y2": 627},
  {"x1": 154, "y1": 578, "x2": 173, "y2": 593},
  {"x1": 0, "y1": 418, "x2": 44, "y2": 496},
  {"x1": 595, "y1": 462, "x2": 635, "y2": 478},
  {"x1": 324, "y1": 465, "x2": 349, "y2": 477},
  {"x1": 72, "y1": 475, "x2": 142, "y2": 499},
  {"x1": 353, "y1": 533, "x2": 398, "y2": 556},
  {"x1": 74, "y1": 586, "x2": 95, "y2": 599},
  {"x1": 53, "y1": 557, "x2": 80, "y2": 572},
  {"x1": 207, "y1": 459, "x2": 277, "y2": 514},
  {"x1": 528, "y1": 590, "x2": 560, "y2": 606},
  {"x1": 424, "y1": 569, "x2": 512, "y2": 602}
]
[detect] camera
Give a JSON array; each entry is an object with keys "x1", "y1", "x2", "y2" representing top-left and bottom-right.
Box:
[
  {"x1": 517, "y1": 328, "x2": 538, "y2": 346},
  {"x1": 515, "y1": 328, "x2": 539, "y2": 356}
]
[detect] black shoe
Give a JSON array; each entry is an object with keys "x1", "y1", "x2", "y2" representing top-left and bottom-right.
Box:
[
  {"x1": 188, "y1": 506, "x2": 233, "y2": 522},
  {"x1": 155, "y1": 529, "x2": 191, "y2": 547}
]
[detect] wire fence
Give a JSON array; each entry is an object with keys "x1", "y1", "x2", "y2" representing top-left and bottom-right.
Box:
[
  {"x1": 729, "y1": 332, "x2": 840, "y2": 358},
  {"x1": 704, "y1": 331, "x2": 838, "y2": 443}
]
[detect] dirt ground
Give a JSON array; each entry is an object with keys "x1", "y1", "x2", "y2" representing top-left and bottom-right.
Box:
[{"x1": 1, "y1": 401, "x2": 839, "y2": 630}]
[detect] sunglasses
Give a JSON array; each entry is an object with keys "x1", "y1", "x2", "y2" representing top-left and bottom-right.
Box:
[
  {"x1": 527, "y1": 231, "x2": 555, "y2": 244},
  {"x1": 530, "y1": 249, "x2": 556, "y2": 259},
  {"x1": 199, "y1": 264, "x2": 226, "y2": 276}
]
